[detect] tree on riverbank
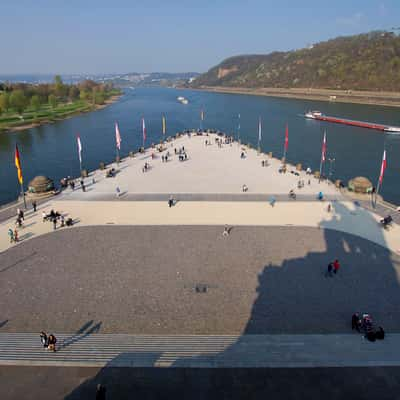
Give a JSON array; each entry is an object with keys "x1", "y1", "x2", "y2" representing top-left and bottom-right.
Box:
[{"x1": 0, "y1": 75, "x2": 121, "y2": 130}]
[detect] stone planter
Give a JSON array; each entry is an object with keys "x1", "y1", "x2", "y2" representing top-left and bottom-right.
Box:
[{"x1": 99, "y1": 162, "x2": 105, "y2": 170}]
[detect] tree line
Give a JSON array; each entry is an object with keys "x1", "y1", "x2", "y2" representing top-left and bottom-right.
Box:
[
  {"x1": 0, "y1": 75, "x2": 119, "y2": 115},
  {"x1": 191, "y1": 31, "x2": 400, "y2": 91}
]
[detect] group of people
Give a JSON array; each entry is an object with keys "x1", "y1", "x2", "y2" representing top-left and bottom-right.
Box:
[
  {"x1": 161, "y1": 152, "x2": 170, "y2": 162},
  {"x1": 326, "y1": 259, "x2": 340, "y2": 276},
  {"x1": 40, "y1": 331, "x2": 57, "y2": 352},
  {"x1": 142, "y1": 162, "x2": 151, "y2": 173},
  {"x1": 351, "y1": 313, "x2": 385, "y2": 342},
  {"x1": 42, "y1": 209, "x2": 73, "y2": 229}
]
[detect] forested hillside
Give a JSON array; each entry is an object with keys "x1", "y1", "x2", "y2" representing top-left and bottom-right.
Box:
[{"x1": 191, "y1": 31, "x2": 400, "y2": 91}]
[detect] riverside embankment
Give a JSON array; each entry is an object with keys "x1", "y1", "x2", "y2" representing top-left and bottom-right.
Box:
[{"x1": 192, "y1": 86, "x2": 400, "y2": 108}]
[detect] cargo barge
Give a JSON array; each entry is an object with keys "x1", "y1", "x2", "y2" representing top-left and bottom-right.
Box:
[{"x1": 305, "y1": 111, "x2": 400, "y2": 133}]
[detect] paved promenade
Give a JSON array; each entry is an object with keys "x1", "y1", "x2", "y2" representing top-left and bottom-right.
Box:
[{"x1": 1, "y1": 333, "x2": 399, "y2": 368}]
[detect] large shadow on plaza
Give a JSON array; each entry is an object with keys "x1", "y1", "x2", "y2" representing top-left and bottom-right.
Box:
[{"x1": 64, "y1": 201, "x2": 400, "y2": 399}]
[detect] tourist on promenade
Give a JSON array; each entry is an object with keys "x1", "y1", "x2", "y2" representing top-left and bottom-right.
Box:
[
  {"x1": 116, "y1": 187, "x2": 121, "y2": 198},
  {"x1": 80, "y1": 179, "x2": 86, "y2": 192},
  {"x1": 53, "y1": 218, "x2": 57, "y2": 230},
  {"x1": 352, "y1": 313, "x2": 361, "y2": 332},
  {"x1": 168, "y1": 195, "x2": 174, "y2": 208},
  {"x1": 96, "y1": 384, "x2": 106, "y2": 400},
  {"x1": 326, "y1": 262, "x2": 333, "y2": 277},
  {"x1": 47, "y1": 334, "x2": 57, "y2": 352},
  {"x1": 18, "y1": 209, "x2": 24, "y2": 221},
  {"x1": 60, "y1": 215, "x2": 65, "y2": 227},
  {"x1": 8, "y1": 228, "x2": 14, "y2": 243},
  {"x1": 13, "y1": 228, "x2": 18, "y2": 242},
  {"x1": 317, "y1": 191, "x2": 324, "y2": 201},
  {"x1": 242, "y1": 184, "x2": 248, "y2": 192},
  {"x1": 333, "y1": 259, "x2": 340, "y2": 274},
  {"x1": 16, "y1": 216, "x2": 22, "y2": 228},
  {"x1": 40, "y1": 331, "x2": 48, "y2": 348},
  {"x1": 327, "y1": 203, "x2": 332, "y2": 213},
  {"x1": 222, "y1": 225, "x2": 230, "y2": 237},
  {"x1": 32, "y1": 200, "x2": 37, "y2": 212},
  {"x1": 269, "y1": 196, "x2": 276, "y2": 207}
]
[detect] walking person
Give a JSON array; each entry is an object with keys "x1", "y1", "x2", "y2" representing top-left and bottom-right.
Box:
[
  {"x1": 19, "y1": 209, "x2": 24, "y2": 221},
  {"x1": 116, "y1": 187, "x2": 121, "y2": 198},
  {"x1": 333, "y1": 259, "x2": 340, "y2": 274},
  {"x1": 32, "y1": 200, "x2": 37, "y2": 212},
  {"x1": 8, "y1": 228, "x2": 14, "y2": 243},
  {"x1": 53, "y1": 218, "x2": 57, "y2": 230},
  {"x1": 13, "y1": 228, "x2": 18, "y2": 242},
  {"x1": 168, "y1": 195, "x2": 174, "y2": 208},
  {"x1": 96, "y1": 384, "x2": 107, "y2": 400},
  {"x1": 326, "y1": 262, "x2": 333, "y2": 277},
  {"x1": 269, "y1": 196, "x2": 276, "y2": 207}
]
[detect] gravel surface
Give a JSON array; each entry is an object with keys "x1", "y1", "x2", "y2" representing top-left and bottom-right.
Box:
[{"x1": 1, "y1": 225, "x2": 399, "y2": 334}]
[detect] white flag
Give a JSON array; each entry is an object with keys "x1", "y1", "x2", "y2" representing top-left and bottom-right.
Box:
[
  {"x1": 77, "y1": 135, "x2": 82, "y2": 164},
  {"x1": 115, "y1": 122, "x2": 121, "y2": 150}
]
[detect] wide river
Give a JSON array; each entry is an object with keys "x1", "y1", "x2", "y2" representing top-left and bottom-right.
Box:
[{"x1": 0, "y1": 87, "x2": 399, "y2": 206}]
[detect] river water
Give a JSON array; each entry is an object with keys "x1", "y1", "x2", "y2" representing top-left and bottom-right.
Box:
[{"x1": 0, "y1": 87, "x2": 399, "y2": 206}]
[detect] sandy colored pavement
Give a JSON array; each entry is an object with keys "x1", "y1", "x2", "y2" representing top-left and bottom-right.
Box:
[
  {"x1": 1, "y1": 199, "x2": 399, "y2": 254},
  {"x1": 58, "y1": 133, "x2": 341, "y2": 198}
]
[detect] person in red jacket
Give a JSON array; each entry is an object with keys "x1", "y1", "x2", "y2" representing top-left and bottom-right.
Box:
[{"x1": 333, "y1": 259, "x2": 340, "y2": 274}]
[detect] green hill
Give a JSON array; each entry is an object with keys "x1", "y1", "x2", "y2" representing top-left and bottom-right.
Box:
[{"x1": 191, "y1": 31, "x2": 400, "y2": 91}]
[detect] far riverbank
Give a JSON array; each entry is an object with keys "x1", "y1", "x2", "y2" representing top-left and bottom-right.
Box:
[
  {"x1": 1, "y1": 94, "x2": 122, "y2": 134},
  {"x1": 191, "y1": 86, "x2": 400, "y2": 108}
]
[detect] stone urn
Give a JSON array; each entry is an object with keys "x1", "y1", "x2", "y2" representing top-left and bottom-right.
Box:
[
  {"x1": 28, "y1": 176, "x2": 54, "y2": 194},
  {"x1": 348, "y1": 176, "x2": 373, "y2": 193}
]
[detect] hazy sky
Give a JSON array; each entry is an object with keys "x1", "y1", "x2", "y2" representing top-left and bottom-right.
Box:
[{"x1": 1, "y1": 0, "x2": 399, "y2": 74}]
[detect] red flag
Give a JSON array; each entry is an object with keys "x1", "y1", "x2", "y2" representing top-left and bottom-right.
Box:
[
  {"x1": 321, "y1": 131, "x2": 327, "y2": 162},
  {"x1": 14, "y1": 144, "x2": 23, "y2": 185},
  {"x1": 115, "y1": 122, "x2": 121, "y2": 150},
  {"x1": 284, "y1": 123, "x2": 289, "y2": 151},
  {"x1": 142, "y1": 117, "x2": 146, "y2": 145},
  {"x1": 379, "y1": 150, "x2": 387, "y2": 184}
]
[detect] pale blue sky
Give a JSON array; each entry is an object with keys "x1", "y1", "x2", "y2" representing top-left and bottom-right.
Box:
[{"x1": 1, "y1": 0, "x2": 398, "y2": 74}]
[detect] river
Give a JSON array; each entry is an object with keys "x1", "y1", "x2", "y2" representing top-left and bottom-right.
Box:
[{"x1": 0, "y1": 87, "x2": 399, "y2": 206}]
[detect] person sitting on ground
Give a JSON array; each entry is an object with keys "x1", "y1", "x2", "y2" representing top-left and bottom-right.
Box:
[
  {"x1": 40, "y1": 331, "x2": 48, "y2": 348},
  {"x1": 168, "y1": 195, "x2": 174, "y2": 208},
  {"x1": 66, "y1": 218, "x2": 73, "y2": 226},
  {"x1": 375, "y1": 326, "x2": 385, "y2": 340},
  {"x1": 47, "y1": 334, "x2": 57, "y2": 352},
  {"x1": 242, "y1": 184, "x2": 248, "y2": 192},
  {"x1": 289, "y1": 189, "x2": 296, "y2": 199},
  {"x1": 351, "y1": 313, "x2": 361, "y2": 332},
  {"x1": 318, "y1": 191, "x2": 324, "y2": 201},
  {"x1": 222, "y1": 225, "x2": 229, "y2": 237}
]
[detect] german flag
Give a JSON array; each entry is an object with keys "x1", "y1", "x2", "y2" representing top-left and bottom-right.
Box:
[{"x1": 15, "y1": 144, "x2": 23, "y2": 185}]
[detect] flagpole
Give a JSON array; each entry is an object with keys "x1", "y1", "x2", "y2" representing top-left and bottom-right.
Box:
[
  {"x1": 283, "y1": 124, "x2": 288, "y2": 161},
  {"x1": 319, "y1": 131, "x2": 326, "y2": 183},
  {"x1": 21, "y1": 182, "x2": 26, "y2": 209},
  {"x1": 237, "y1": 113, "x2": 241, "y2": 144},
  {"x1": 374, "y1": 149, "x2": 386, "y2": 208}
]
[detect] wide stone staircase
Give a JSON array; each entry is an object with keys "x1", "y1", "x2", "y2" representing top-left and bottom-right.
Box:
[{"x1": 0, "y1": 333, "x2": 399, "y2": 368}]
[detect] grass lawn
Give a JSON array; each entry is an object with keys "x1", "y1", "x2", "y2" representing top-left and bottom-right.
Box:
[{"x1": 0, "y1": 96, "x2": 118, "y2": 131}]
